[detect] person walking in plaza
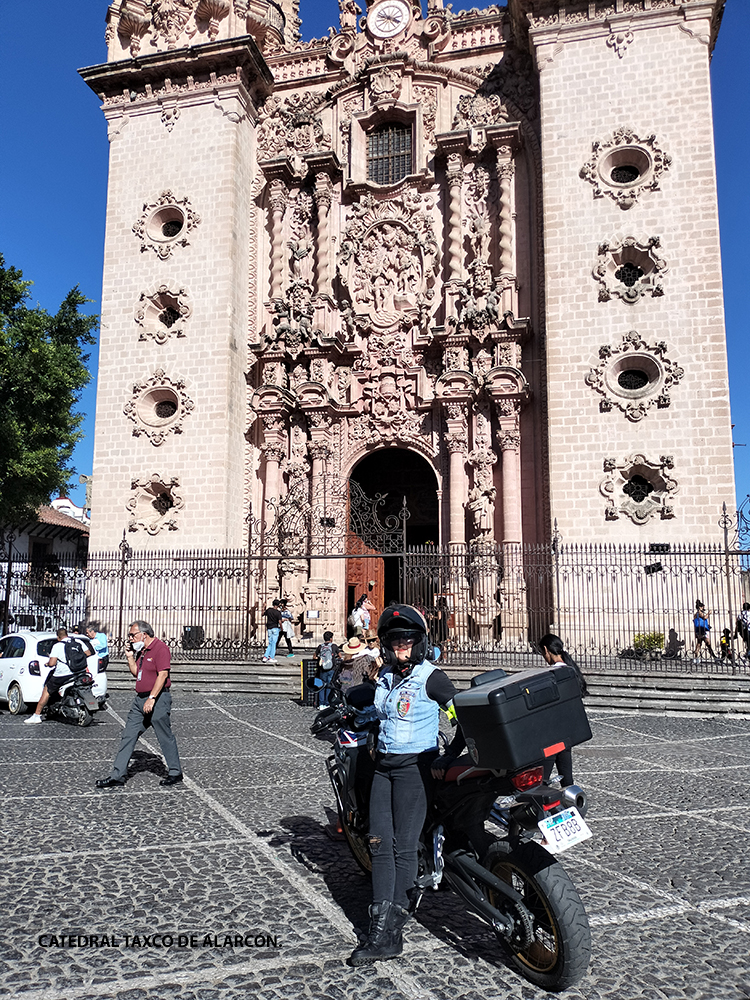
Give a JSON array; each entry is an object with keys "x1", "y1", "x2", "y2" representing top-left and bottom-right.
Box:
[
  {"x1": 95, "y1": 621, "x2": 183, "y2": 789},
  {"x1": 735, "y1": 602, "x2": 750, "y2": 661},
  {"x1": 314, "y1": 630, "x2": 340, "y2": 708},
  {"x1": 693, "y1": 601, "x2": 717, "y2": 662},
  {"x1": 262, "y1": 599, "x2": 282, "y2": 663},
  {"x1": 536, "y1": 633, "x2": 587, "y2": 786},
  {"x1": 279, "y1": 599, "x2": 296, "y2": 658}
]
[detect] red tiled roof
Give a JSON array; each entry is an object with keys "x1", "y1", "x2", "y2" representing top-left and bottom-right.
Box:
[{"x1": 36, "y1": 506, "x2": 90, "y2": 533}]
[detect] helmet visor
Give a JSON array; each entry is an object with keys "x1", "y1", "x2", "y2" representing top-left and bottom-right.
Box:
[{"x1": 385, "y1": 629, "x2": 423, "y2": 648}]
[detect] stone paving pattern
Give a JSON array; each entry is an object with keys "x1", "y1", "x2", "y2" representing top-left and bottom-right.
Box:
[{"x1": 2, "y1": 693, "x2": 750, "y2": 1000}]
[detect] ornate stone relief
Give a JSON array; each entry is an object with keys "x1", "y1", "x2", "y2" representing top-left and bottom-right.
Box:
[
  {"x1": 466, "y1": 446, "x2": 497, "y2": 542},
  {"x1": 134, "y1": 282, "x2": 193, "y2": 344},
  {"x1": 452, "y1": 93, "x2": 510, "y2": 130},
  {"x1": 586, "y1": 329, "x2": 684, "y2": 421},
  {"x1": 352, "y1": 372, "x2": 425, "y2": 446},
  {"x1": 132, "y1": 190, "x2": 201, "y2": 258},
  {"x1": 369, "y1": 67, "x2": 403, "y2": 104},
  {"x1": 127, "y1": 474, "x2": 184, "y2": 533},
  {"x1": 580, "y1": 128, "x2": 671, "y2": 210},
  {"x1": 412, "y1": 85, "x2": 438, "y2": 150},
  {"x1": 267, "y1": 190, "x2": 316, "y2": 357},
  {"x1": 124, "y1": 369, "x2": 194, "y2": 446},
  {"x1": 606, "y1": 25, "x2": 634, "y2": 58},
  {"x1": 338, "y1": 191, "x2": 440, "y2": 337},
  {"x1": 599, "y1": 454, "x2": 677, "y2": 523},
  {"x1": 593, "y1": 236, "x2": 668, "y2": 303},
  {"x1": 256, "y1": 94, "x2": 331, "y2": 168}
]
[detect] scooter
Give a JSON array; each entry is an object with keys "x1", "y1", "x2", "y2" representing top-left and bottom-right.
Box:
[{"x1": 44, "y1": 671, "x2": 101, "y2": 727}]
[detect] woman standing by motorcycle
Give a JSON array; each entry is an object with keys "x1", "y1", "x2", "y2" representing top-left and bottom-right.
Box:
[{"x1": 346, "y1": 604, "x2": 460, "y2": 966}]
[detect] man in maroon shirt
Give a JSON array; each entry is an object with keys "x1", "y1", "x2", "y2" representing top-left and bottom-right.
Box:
[{"x1": 95, "y1": 620, "x2": 183, "y2": 789}]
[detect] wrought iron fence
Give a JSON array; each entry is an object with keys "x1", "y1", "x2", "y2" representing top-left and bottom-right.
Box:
[{"x1": 1, "y1": 536, "x2": 749, "y2": 672}]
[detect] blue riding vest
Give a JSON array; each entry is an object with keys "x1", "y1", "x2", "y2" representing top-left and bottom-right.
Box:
[{"x1": 374, "y1": 660, "x2": 439, "y2": 755}]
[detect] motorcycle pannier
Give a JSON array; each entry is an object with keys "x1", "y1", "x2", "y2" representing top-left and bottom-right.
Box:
[{"x1": 453, "y1": 665, "x2": 592, "y2": 771}]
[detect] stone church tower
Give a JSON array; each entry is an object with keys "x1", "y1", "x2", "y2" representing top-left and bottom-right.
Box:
[{"x1": 81, "y1": 0, "x2": 732, "y2": 623}]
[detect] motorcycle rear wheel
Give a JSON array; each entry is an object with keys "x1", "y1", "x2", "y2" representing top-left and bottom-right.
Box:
[
  {"x1": 76, "y1": 706, "x2": 93, "y2": 727},
  {"x1": 330, "y1": 768, "x2": 371, "y2": 874},
  {"x1": 484, "y1": 839, "x2": 591, "y2": 992}
]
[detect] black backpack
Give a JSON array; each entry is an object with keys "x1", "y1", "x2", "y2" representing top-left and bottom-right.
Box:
[{"x1": 64, "y1": 639, "x2": 88, "y2": 674}]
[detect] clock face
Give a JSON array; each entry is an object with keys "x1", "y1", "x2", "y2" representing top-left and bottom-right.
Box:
[{"x1": 368, "y1": 0, "x2": 411, "y2": 38}]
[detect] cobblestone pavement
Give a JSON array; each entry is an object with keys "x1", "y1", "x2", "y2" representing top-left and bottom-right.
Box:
[{"x1": 2, "y1": 693, "x2": 749, "y2": 1000}]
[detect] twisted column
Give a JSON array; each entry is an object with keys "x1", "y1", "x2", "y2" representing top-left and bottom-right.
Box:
[
  {"x1": 314, "y1": 173, "x2": 333, "y2": 298},
  {"x1": 268, "y1": 179, "x2": 288, "y2": 301},
  {"x1": 445, "y1": 153, "x2": 464, "y2": 284}
]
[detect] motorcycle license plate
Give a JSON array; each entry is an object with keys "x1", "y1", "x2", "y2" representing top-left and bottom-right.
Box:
[{"x1": 538, "y1": 807, "x2": 592, "y2": 854}]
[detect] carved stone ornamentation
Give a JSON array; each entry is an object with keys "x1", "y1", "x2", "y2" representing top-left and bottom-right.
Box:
[
  {"x1": 352, "y1": 372, "x2": 425, "y2": 446},
  {"x1": 256, "y1": 94, "x2": 331, "y2": 166},
  {"x1": 580, "y1": 128, "x2": 671, "y2": 210},
  {"x1": 452, "y1": 93, "x2": 510, "y2": 130},
  {"x1": 134, "y1": 282, "x2": 192, "y2": 344},
  {"x1": 124, "y1": 369, "x2": 194, "y2": 446},
  {"x1": 607, "y1": 26, "x2": 634, "y2": 59},
  {"x1": 369, "y1": 67, "x2": 403, "y2": 104},
  {"x1": 127, "y1": 474, "x2": 184, "y2": 533},
  {"x1": 338, "y1": 192, "x2": 441, "y2": 337},
  {"x1": 132, "y1": 190, "x2": 201, "y2": 259},
  {"x1": 593, "y1": 236, "x2": 669, "y2": 303},
  {"x1": 151, "y1": 0, "x2": 195, "y2": 48},
  {"x1": 585, "y1": 329, "x2": 684, "y2": 421},
  {"x1": 412, "y1": 86, "x2": 438, "y2": 150},
  {"x1": 599, "y1": 454, "x2": 678, "y2": 524}
]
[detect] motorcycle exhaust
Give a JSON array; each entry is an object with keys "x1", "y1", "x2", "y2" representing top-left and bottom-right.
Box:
[{"x1": 560, "y1": 784, "x2": 588, "y2": 818}]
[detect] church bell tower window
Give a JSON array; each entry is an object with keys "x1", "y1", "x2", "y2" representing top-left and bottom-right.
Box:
[{"x1": 367, "y1": 122, "x2": 412, "y2": 185}]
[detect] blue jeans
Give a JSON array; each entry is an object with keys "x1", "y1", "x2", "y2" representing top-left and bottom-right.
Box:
[
  {"x1": 264, "y1": 628, "x2": 280, "y2": 659},
  {"x1": 318, "y1": 668, "x2": 334, "y2": 707}
]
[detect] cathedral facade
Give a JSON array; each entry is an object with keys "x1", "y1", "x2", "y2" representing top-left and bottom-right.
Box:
[{"x1": 81, "y1": 0, "x2": 733, "y2": 630}]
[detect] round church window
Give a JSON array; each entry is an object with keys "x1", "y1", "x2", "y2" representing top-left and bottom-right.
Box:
[
  {"x1": 617, "y1": 369, "x2": 649, "y2": 391},
  {"x1": 146, "y1": 206, "x2": 187, "y2": 245},
  {"x1": 136, "y1": 387, "x2": 181, "y2": 428}
]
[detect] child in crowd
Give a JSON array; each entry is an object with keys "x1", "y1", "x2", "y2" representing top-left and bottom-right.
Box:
[
  {"x1": 720, "y1": 628, "x2": 734, "y2": 662},
  {"x1": 314, "y1": 631, "x2": 340, "y2": 709}
]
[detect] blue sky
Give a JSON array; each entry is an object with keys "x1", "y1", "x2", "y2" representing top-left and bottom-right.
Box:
[{"x1": 1, "y1": 1, "x2": 747, "y2": 512}]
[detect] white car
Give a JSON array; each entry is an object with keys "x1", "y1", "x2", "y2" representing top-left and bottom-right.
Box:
[{"x1": 0, "y1": 631, "x2": 108, "y2": 715}]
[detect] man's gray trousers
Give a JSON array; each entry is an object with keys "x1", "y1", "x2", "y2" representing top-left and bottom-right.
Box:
[{"x1": 110, "y1": 691, "x2": 182, "y2": 780}]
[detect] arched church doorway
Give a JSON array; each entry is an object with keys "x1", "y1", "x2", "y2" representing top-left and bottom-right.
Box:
[{"x1": 347, "y1": 449, "x2": 439, "y2": 617}]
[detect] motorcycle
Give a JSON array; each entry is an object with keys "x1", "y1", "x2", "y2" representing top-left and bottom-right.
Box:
[
  {"x1": 44, "y1": 671, "x2": 100, "y2": 727},
  {"x1": 311, "y1": 695, "x2": 592, "y2": 992}
]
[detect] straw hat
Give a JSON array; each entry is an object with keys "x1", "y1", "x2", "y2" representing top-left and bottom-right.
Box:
[{"x1": 341, "y1": 636, "x2": 366, "y2": 656}]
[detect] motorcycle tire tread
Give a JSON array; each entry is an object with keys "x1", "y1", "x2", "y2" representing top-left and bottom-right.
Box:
[{"x1": 483, "y1": 838, "x2": 591, "y2": 992}]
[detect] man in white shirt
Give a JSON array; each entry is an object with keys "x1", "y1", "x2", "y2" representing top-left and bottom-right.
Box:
[{"x1": 24, "y1": 627, "x2": 75, "y2": 724}]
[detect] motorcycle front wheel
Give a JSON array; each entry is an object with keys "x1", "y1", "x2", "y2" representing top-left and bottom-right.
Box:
[{"x1": 484, "y1": 839, "x2": 591, "y2": 992}]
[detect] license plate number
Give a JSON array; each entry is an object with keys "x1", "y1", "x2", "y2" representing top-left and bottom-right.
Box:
[{"x1": 538, "y1": 807, "x2": 592, "y2": 854}]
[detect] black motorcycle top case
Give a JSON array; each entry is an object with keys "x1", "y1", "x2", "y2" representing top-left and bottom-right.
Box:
[{"x1": 453, "y1": 665, "x2": 592, "y2": 770}]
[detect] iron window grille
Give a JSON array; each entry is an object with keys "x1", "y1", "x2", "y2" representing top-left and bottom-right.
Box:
[{"x1": 367, "y1": 123, "x2": 412, "y2": 185}]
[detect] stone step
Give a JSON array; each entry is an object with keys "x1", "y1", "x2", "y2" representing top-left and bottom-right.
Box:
[{"x1": 104, "y1": 659, "x2": 750, "y2": 713}]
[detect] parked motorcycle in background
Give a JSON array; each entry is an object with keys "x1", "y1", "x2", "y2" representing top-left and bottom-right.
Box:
[
  {"x1": 44, "y1": 672, "x2": 101, "y2": 727},
  {"x1": 311, "y1": 664, "x2": 593, "y2": 991}
]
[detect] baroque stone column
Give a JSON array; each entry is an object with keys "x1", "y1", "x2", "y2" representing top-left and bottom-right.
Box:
[
  {"x1": 444, "y1": 402, "x2": 469, "y2": 545},
  {"x1": 313, "y1": 172, "x2": 333, "y2": 298},
  {"x1": 268, "y1": 179, "x2": 288, "y2": 301},
  {"x1": 261, "y1": 414, "x2": 286, "y2": 506},
  {"x1": 497, "y1": 402, "x2": 522, "y2": 544}
]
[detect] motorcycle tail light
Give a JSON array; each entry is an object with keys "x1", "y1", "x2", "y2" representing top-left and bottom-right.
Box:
[
  {"x1": 510, "y1": 766, "x2": 544, "y2": 791},
  {"x1": 98, "y1": 657, "x2": 107, "y2": 672},
  {"x1": 28, "y1": 660, "x2": 41, "y2": 676}
]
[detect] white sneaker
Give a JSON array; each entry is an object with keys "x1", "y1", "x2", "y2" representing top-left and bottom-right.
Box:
[{"x1": 24, "y1": 715, "x2": 43, "y2": 725}]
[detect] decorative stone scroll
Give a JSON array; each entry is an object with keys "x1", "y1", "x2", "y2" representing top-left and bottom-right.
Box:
[
  {"x1": 134, "y1": 282, "x2": 193, "y2": 344},
  {"x1": 132, "y1": 190, "x2": 201, "y2": 259},
  {"x1": 586, "y1": 329, "x2": 684, "y2": 422},
  {"x1": 124, "y1": 369, "x2": 194, "y2": 446},
  {"x1": 256, "y1": 94, "x2": 331, "y2": 165},
  {"x1": 580, "y1": 127, "x2": 671, "y2": 210},
  {"x1": 593, "y1": 236, "x2": 669, "y2": 303},
  {"x1": 127, "y1": 474, "x2": 184, "y2": 533},
  {"x1": 599, "y1": 453, "x2": 677, "y2": 523}
]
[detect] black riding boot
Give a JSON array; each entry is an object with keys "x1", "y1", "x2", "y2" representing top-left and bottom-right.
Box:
[
  {"x1": 349, "y1": 902, "x2": 400, "y2": 965},
  {"x1": 386, "y1": 903, "x2": 411, "y2": 956}
]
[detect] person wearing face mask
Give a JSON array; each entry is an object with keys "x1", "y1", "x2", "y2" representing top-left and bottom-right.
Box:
[
  {"x1": 346, "y1": 604, "x2": 461, "y2": 966},
  {"x1": 95, "y1": 620, "x2": 183, "y2": 789}
]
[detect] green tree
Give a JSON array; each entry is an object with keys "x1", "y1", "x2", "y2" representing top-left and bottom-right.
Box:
[{"x1": 0, "y1": 254, "x2": 97, "y2": 525}]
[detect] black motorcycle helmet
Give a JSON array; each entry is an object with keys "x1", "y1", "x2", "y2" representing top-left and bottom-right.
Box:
[{"x1": 377, "y1": 604, "x2": 430, "y2": 672}]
